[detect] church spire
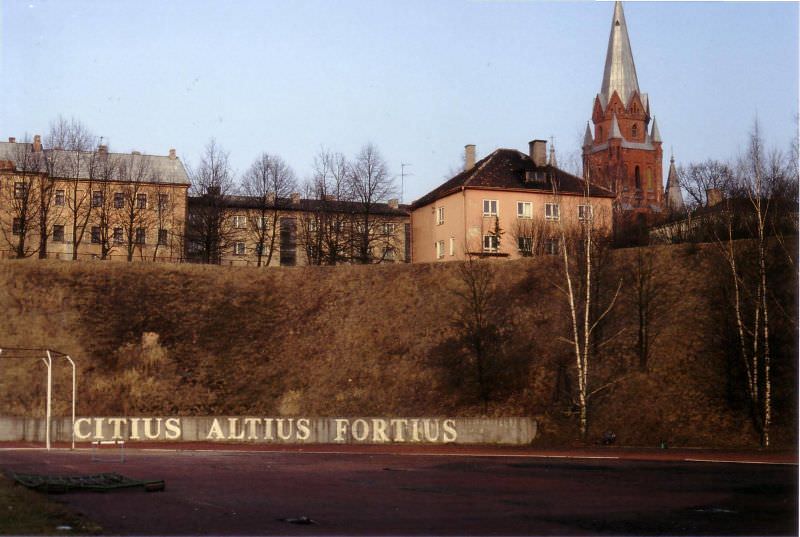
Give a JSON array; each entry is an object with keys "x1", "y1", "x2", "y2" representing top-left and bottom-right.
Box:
[
  {"x1": 583, "y1": 122, "x2": 593, "y2": 147},
  {"x1": 609, "y1": 113, "x2": 622, "y2": 139},
  {"x1": 665, "y1": 154, "x2": 685, "y2": 212},
  {"x1": 600, "y1": 1, "x2": 640, "y2": 108}
]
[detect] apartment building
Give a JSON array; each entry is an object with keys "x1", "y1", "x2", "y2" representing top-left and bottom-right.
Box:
[{"x1": 411, "y1": 140, "x2": 615, "y2": 263}]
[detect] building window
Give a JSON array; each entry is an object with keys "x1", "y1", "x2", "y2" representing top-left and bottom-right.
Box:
[
  {"x1": 384, "y1": 247, "x2": 395, "y2": 261},
  {"x1": 158, "y1": 194, "x2": 169, "y2": 210},
  {"x1": 631, "y1": 124, "x2": 638, "y2": 138},
  {"x1": 598, "y1": 126, "x2": 603, "y2": 140},
  {"x1": 255, "y1": 243, "x2": 266, "y2": 256},
  {"x1": 55, "y1": 190, "x2": 65, "y2": 206},
  {"x1": 113, "y1": 227, "x2": 123, "y2": 244},
  {"x1": 544, "y1": 238, "x2": 559, "y2": 256},
  {"x1": 483, "y1": 235, "x2": 499, "y2": 253},
  {"x1": 578, "y1": 205, "x2": 592, "y2": 221},
  {"x1": 233, "y1": 241, "x2": 246, "y2": 255},
  {"x1": 233, "y1": 215, "x2": 247, "y2": 229},
  {"x1": 91, "y1": 191, "x2": 103, "y2": 207},
  {"x1": 12, "y1": 218, "x2": 22, "y2": 235},
  {"x1": 114, "y1": 192, "x2": 124, "y2": 208},
  {"x1": 436, "y1": 240, "x2": 445, "y2": 259},
  {"x1": 136, "y1": 193, "x2": 147, "y2": 209},
  {"x1": 52, "y1": 225, "x2": 65, "y2": 242},
  {"x1": 449, "y1": 237, "x2": 455, "y2": 256},
  {"x1": 14, "y1": 182, "x2": 28, "y2": 200},
  {"x1": 635, "y1": 166, "x2": 641, "y2": 190},
  {"x1": 383, "y1": 222, "x2": 395, "y2": 235},
  {"x1": 256, "y1": 216, "x2": 269, "y2": 231},
  {"x1": 436, "y1": 206, "x2": 445, "y2": 225},
  {"x1": 482, "y1": 199, "x2": 498, "y2": 217},
  {"x1": 91, "y1": 226, "x2": 101, "y2": 244},
  {"x1": 545, "y1": 203, "x2": 560, "y2": 220},
  {"x1": 646, "y1": 169, "x2": 654, "y2": 191},
  {"x1": 157, "y1": 229, "x2": 168, "y2": 245},
  {"x1": 135, "y1": 228, "x2": 146, "y2": 244},
  {"x1": 518, "y1": 236, "x2": 532, "y2": 255},
  {"x1": 517, "y1": 201, "x2": 532, "y2": 219}
]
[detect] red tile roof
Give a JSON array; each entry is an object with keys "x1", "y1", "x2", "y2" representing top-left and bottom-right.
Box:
[{"x1": 411, "y1": 148, "x2": 614, "y2": 209}]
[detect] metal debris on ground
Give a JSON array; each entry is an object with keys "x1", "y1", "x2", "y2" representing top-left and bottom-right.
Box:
[
  {"x1": 279, "y1": 516, "x2": 317, "y2": 525},
  {"x1": 10, "y1": 472, "x2": 165, "y2": 493}
]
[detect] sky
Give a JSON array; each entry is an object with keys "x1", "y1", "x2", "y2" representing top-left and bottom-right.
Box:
[{"x1": 1, "y1": 0, "x2": 798, "y2": 203}]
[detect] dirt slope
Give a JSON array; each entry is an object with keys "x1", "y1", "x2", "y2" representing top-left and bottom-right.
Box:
[{"x1": 0, "y1": 242, "x2": 795, "y2": 448}]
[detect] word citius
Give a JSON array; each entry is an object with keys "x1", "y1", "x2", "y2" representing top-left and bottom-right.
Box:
[{"x1": 72, "y1": 417, "x2": 460, "y2": 443}]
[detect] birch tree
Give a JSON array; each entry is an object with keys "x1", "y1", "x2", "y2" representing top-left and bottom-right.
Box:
[{"x1": 555, "y1": 189, "x2": 621, "y2": 439}]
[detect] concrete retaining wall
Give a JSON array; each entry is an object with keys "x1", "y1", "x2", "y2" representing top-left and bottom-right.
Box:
[{"x1": 0, "y1": 416, "x2": 537, "y2": 445}]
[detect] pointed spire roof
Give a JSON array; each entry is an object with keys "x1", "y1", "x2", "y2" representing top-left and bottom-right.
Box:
[
  {"x1": 583, "y1": 122, "x2": 593, "y2": 147},
  {"x1": 548, "y1": 143, "x2": 557, "y2": 167},
  {"x1": 600, "y1": 1, "x2": 640, "y2": 108},
  {"x1": 609, "y1": 113, "x2": 622, "y2": 139},
  {"x1": 651, "y1": 117, "x2": 662, "y2": 143},
  {"x1": 665, "y1": 154, "x2": 685, "y2": 211}
]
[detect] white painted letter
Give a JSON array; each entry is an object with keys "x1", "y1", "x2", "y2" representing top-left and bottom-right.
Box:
[
  {"x1": 244, "y1": 418, "x2": 260, "y2": 440},
  {"x1": 143, "y1": 418, "x2": 163, "y2": 440},
  {"x1": 442, "y1": 419, "x2": 458, "y2": 443},
  {"x1": 129, "y1": 418, "x2": 141, "y2": 440},
  {"x1": 372, "y1": 419, "x2": 389, "y2": 442},
  {"x1": 351, "y1": 419, "x2": 369, "y2": 442},
  {"x1": 228, "y1": 418, "x2": 245, "y2": 440},
  {"x1": 94, "y1": 417, "x2": 105, "y2": 440},
  {"x1": 334, "y1": 419, "x2": 349, "y2": 442},
  {"x1": 276, "y1": 418, "x2": 294, "y2": 441},
  {"x1": 206, "y1": 418, "x2": 225, "y2": 440},
  {"x1": 296, "y1": 418, "x2": 311, "y2": 441},
  {"x1": 107, "y1": 417, "x2": 125, "y2": 440},
  {"x1": 165, "y1": 418, "x2": 181, "y2": 440},
  {"x1": 263, "y1": 418, "x2": 275, "y2": 440},
  {"x1": 390, "y1": 419, "x2": 408, "y2": 442},
  {"x1": 74, "y1": 418, "x2": 92, "y2": 440}
]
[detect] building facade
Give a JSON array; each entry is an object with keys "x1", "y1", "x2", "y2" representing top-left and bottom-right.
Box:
[
  {"x1": 411, "y1": 140, "x2": 615, "y2": 263},
  {"x1": 187, "y1": 193, "x2": 411, "y2": 267},
  {"x1": 0, "y1": 136, "x2": 189, "y2": 262},
  {"x1": 582, "y1": 1, "x2": 664, "y2": 221}
]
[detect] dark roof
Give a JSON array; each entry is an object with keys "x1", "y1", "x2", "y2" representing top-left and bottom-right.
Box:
[
  {"x1": 189, "y1": 195, "x2": 411, "y2": 217},
  {"x1": 411, "y1": 148, "x2": 615, "y2": 209}
]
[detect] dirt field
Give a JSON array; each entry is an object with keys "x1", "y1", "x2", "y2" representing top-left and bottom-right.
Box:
[{"x1": 1, "y1": 445, "x2": 796, "y2": 535}]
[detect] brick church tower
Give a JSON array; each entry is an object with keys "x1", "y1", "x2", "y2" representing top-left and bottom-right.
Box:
[{"x1": 583, "y1": 1, "x2": 663, "y2": 220}]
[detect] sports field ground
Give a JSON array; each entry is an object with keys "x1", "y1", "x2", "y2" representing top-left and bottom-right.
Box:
[{"x1": 1, "y1": 445, "x2": 796, "y2": 535}]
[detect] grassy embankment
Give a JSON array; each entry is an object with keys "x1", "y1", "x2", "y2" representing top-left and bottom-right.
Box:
[{"x1": 0, "y1": 241, "x2": 796, "y2": 448}]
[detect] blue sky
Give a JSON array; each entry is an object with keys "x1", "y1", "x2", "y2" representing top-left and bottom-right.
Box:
[{"x1": 1, "y1": 1, "x2": 797, "y2": 202}]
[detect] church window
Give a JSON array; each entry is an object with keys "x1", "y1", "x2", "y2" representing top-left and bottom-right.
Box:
[
  {"x1": 631, "y1": 124, "x2": 638, "y2": 138},
  {"x1": 598, "y1": 126, "x2": 603, "y2": 140},
  {"x1": 646, "y1": 169, "x2": 654, "y2": 191},
  {"x1": 635, "y1": 166, "x2": 641, "y2": 190}
]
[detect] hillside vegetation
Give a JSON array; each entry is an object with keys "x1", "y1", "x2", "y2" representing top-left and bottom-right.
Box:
[{"x1": 0, "y1": 242, "x2": 796, "y2": 448}]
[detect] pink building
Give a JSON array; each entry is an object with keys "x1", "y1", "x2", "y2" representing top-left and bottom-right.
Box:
[{"x1": 411, "y1": 140, "x2": 615, "y2": 263}]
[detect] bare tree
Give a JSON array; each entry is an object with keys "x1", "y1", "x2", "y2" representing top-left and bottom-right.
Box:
[
  {"x1": 49, "y1": 117, "x2": 98, "y2": 260},
  {"x1": 630, "y1": 247, "x2": 664, "y2": 371},
  {"x1": 348, "y1": 143, "x2": 396, "y2": 263},
  {"x1": 678, "y1": 159, "x2": 734, "y2": 208},
  {"x1": 713, "y1": 122, "x2": 777, "y2": 447},
  {"x1": 308, "y1": 149, "x2": 353, "y2": 265},
  {"x1": 186, "y1": 139, "x2": 236, "y2": 264},
  {"x1": 555, "y1": 188, "x2": 621, "y2": 439},
  {"x1": 0, "y1": 140, "x2": 41, "y2": 258},
  {"x1": 452, "y1": 254, "x2": 502, "y2": 413},
  {"x1": 93, "y1": 150, "x2": 118, "y2": 259},
  {"x1": 117, "y1": 152, "x2": 154, "y2": 262},
  {"x1": 242, "y1": 153, "x2": 297, "y2": 267}
]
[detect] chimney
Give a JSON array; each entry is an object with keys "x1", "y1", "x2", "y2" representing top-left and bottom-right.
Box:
[
  {"x1": 291, "y1": 192, "x2": 301, "y2": 205},
  {"x1": 98, "y1": 144, "x2": 108, "y2": 155},
  {"x1": 207, "y1": 185, "x2": 221, "y2": 196},
  {"x1": 169, "y1": 148, "x2": 176, "y2": 160},
  {"x1": 8, "y1": 137, "x2": 15, "y2": 143},
  {"x1": 33, "y1": 135, "x2": 42, "y2": 152},
  {"x1": 131, "y1": 150, "x2": 141, "y2": 155},
  {"x1": 388, "y1": 198, "x2": 399, "y2": 209},
  {"x1": 529, "y1": 139, "x2": 547, "y2": 167},
  {"x1": 706, "y1": 188, "x2": 723, "y2": 207},
  {"x1": 464, "y1": 144, "x2": 476, "y2": 171}
]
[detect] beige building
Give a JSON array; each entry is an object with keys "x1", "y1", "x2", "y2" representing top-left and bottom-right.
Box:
[
  {"x1": 411, "y1": 140, "x2": 615, "y2": 263},
  {"x1": 0, "y1": 136, "x2": 189, "y2": 262}
]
